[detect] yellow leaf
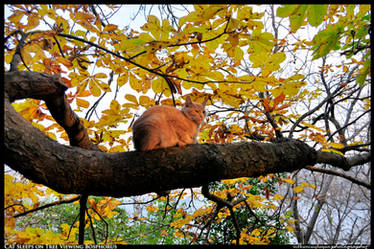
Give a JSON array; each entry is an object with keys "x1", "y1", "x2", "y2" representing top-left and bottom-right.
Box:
[
  {"x1": 252, "y1": 78, "x2": 267, "y2": 92},
  {"x1": 125, "y1": 94, "x2": 138, "y2": 104},
  {"x1": 146, "y1": 205, "x2": 159, "y2": 212},
  {"x1": 328, "y1": 142, "x2": 344, "y2": 149},
  {"x1": 21, "y1": 47, "x2": 33, "y2": 65},
  {"x1": 139, "y1": 95, "x2": 155, "y2": 108},
  {"x1": 94, "y1": 73, "x2": 107, "y2": 79},
  {"x1": 56, "y1": 57, "x2": 73, "y2": 67},
  {"x1": 103, "y1": 24, "x2": 118, "y2": 32},
  {"x1": 117, "y1": 73, "x2": 128, "y2": 87},
  {"x1": 293, "y1": 186, "x2": 304, "y2": 193},
  {"x1": 273, "y1": 193, "x2": 284, "y2": 201},
  {"x1": 88, "y1": 79, "x2": 101, "y2": 97},
  {"x1": 322, "y1": 148, "x2": 344, "y2": 156},
  {"x1": 76, "y1": 98, "x2": 90, "y2": 108},
  {"x1": 26, "y1": 15, "x2": 40, "y2": 31},
  {"x1": 96, "y1": 80, "x2": 111, "y2": 92},
  {"x1": 5, "y1": 216, "x2": 17, "y2": 228},
  {"x1": 286, "y1": 225, "x2": 294, "y2": 232},
  {"x1": 152, "y1": 77, "x2": 164, "y2": 93},
  {"x1": 301, "y1": 121, "x2": 326, "y2": 132},
  {"x1": 8, "y1": 11, "x2": 23, "y2": 23},
  {"x1": 282, "y1": 178, "x2": 295, "y2": 185},
  {"x1": 174, "y1": 231, "x2": 184, "y2": 238},
  {"x1": 110, "y1": 99, "x2": 121, "y2": 113},
  {"x1": 129, "y1": 73, "x2": 142, "y2": 92}
]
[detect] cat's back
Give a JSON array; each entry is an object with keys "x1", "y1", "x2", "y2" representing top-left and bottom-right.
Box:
[
  {"x1": 142, "y1": 105, "x2": 179, "y2": 115},
  {"x1": 134, "y1": 105, "x2": 182, "y2": 125}
]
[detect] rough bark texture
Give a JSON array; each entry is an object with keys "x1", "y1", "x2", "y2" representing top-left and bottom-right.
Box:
[
  {"x1": 4, "y1": 71, "x2": 369, "y2": 197},
  {"x1": 5, "y1": 71, "x2": 99, "y2": 150}
]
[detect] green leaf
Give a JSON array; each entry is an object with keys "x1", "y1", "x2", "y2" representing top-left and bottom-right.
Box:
[
  {"x1": 356, "y1": 58, "x2": 370, "y2": 85},
  {"x1": 307, "y1": 5, "x2": 327, "y2": 27},
  {"x1": 311, "y1": 23, "x2": 343, "y2": 59},
  {"x1": 276, "y1": 5, "x2": 300, "y2": 18},
  {"x1": 289, "y1": 5, "x2": 308, "y2": 32}
]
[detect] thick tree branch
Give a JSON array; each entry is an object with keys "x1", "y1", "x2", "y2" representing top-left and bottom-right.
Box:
[
  {"x1": 4, "y1": 71, "x2": 370, "y2": 197},
  {"x1": 5, "y1": 71, "x2": 99, "y2": 151}
]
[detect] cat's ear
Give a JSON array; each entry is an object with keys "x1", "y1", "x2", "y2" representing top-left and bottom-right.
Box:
[{"x1": 185, "y1": 96, "x2": 192, "y2": 106}]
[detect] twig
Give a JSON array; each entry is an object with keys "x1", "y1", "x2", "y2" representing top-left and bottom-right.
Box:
[
  {"x1": 85, "y1": 70, "x2": 114, "y2": 121},
  {"x1": 6, "y1": 203, "x2": 26, "y2": 213},
  {"x1": 88, "y1": 206, "x2": 109, "y2": 244},
  {"x1": 86, "y1": 209, "x2": 97, "y2": 244},
  {"x1": 162, "y1": 195, "x2": 172, "y2": 220},
  {"x1": 193, "y1": 203, "x2": 220, "y2": 244},
  {"x1": 57, "y1": 32, "x2": 256, "y2": 86},
  {"x1": 305, "y1": 166, "x2": 370, "y2": 189},
  {"x1": 66, "y1": 212, "x2": 80, "y2": 241},
  {"x1": 119, "y1": 195, "x2": 160, "y2": 205}
]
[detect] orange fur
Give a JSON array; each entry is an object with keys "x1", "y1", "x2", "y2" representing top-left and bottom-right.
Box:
[{"x1": 132, "y1": 96, "x2": 207, "y2": 151}]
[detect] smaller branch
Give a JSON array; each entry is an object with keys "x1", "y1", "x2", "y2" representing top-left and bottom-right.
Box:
[
  {"x1": 53, "y1": 36, "x2": 66, "y2": 58},
  {"x1": 57, "y1": 32, "x2": 255, "y2": 85},
  {"x1": 13, "y1": 195, "x2": 80, "y2": 218},
  {"x1": 201, "y1": 185, "x2": 244, "y2": 244},
  {"x1": 162, "y1": 196, "x2": 172, "y2": 220},
  {"x1": 89, "y1": 206, "x2": 109, "y2": 244},
  {"x1": 257, "y1": 91, "x2": 283, "y2": 139},
  {"x1": 289, "y1": 84, "x2": 344, "y2": 138},
  {"x1": 169, "y1": 15, "x2": 232, "y2": 48},
  {"x1": 305, "y1": 166, "x2": 370, "y2": 189},
  {"x1": 316, "y1": 151, "x2": 371, "y2": 170},
  {"x1": 193, "y1": 204, "x2": 220, "y2": 245},
  {"x1": 228, "y1": 205, "x2": 240, "y2": 245},
  {"x1": 347, "y1": 151, "x2": 371, "y2": 167},
  {"x1": 119, "y1": 196, "x2": 160, "y2": 206},
  {"x1": 85, "y1": 70, "x2": 114, "y2": 121},
  {"x1": 327, "y1": 109, "x2": 371, "y2": 142},
  {"x1": 6, "y1": 203, "x2": 26, "y2": 213},
  {"x1": 86, "y1": 209, "x2": 97, "y2": 244},
  {"x1": 7, "y1": 30, "x2": 43, "y2": 72},
  {"x1": 66, "y1": 212, "x2": 80, "y2": 241}
]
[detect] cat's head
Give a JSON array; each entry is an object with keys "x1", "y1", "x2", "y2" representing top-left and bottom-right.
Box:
[{"x1": 181, "y1": 96, "x2": 207, "y2": 124}]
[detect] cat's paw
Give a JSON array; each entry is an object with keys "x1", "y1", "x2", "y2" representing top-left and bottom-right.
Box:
[{"x1": 176, "y1": 141, "x2": 187, "y2": 147}]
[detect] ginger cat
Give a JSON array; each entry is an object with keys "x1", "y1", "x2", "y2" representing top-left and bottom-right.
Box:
[{"x1": 132, "y1": 96, "x2": 207, "y2": 151}]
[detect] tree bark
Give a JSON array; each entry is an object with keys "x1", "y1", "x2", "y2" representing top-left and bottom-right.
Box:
[{"x1": 4, "y1": 71, "x2": 370, "y2": 198}]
